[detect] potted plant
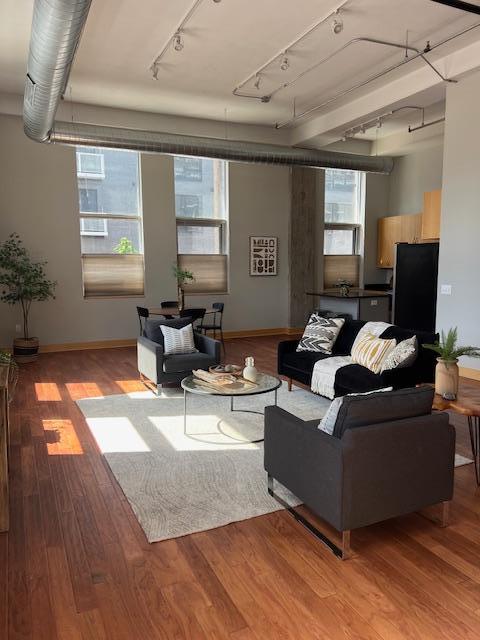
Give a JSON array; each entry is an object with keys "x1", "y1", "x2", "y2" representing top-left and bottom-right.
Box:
[
  {"x1": 172, "y1": 263, "x2": 194, "y2": 311},
  {"x1": 0, "y1": 234, "x2": 56, "y2": 363},
  {"x1": 423, "y1": 327, "x2": 480, "y2": 399}
]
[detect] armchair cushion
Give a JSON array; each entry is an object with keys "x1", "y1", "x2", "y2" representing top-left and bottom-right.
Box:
[
  {"x1": 144, "y1": 317, "x2": 192, "y2": 346},
  {"x1": 163, "y1": 352, "x2": 216, "y2": 373}
]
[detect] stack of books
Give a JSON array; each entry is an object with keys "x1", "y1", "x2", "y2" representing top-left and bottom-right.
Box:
[{"x1": 192, "y1": 369, "x2": 257, "y2": 392}]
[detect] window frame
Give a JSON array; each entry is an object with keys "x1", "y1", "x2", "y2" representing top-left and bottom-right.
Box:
[
  {"x1": 79, "y1": 216, "x2": 108, "y2": 237},
  {"x1": 76, "y1": 151, "x2": 105, "y2": 180},
  {"x1": 323, "y1": 222, "x2": 360, "y2": 256},
  {"x1": 175, "y1": 217, "x2": 227, "y2": 255}
]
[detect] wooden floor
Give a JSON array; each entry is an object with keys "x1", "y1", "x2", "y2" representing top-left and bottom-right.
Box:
[{"x1": 2, "y1": 335, "x2": 480, "y2": 640}]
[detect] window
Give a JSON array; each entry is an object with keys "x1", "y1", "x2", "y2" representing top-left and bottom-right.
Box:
[
  {"x1": 75, "y1": 147, "x2": 144, "y2": 297},
  {"x1": 76, "y1": 151, "x2": 105, "y2": 179},
  {"x1": 324, "y1": 168, "x2": 365, "y2": 288},
  {"x1": 174, "y1": 157, "x2": 228, "y2": 294}
]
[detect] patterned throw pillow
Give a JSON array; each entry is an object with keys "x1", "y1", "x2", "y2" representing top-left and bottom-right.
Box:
[
  {"x1": 381, "y1": 336, "x2": 418, "y2": 372},
  {"x1": 351, "y1": 332, "x2": 396, "y2": 374},
  {"x1": 296, "y1": 314, "x2": 345, "y2": 354},
  {"x1": 160, "y1": 324, "x2": 198, "y2": 355}
]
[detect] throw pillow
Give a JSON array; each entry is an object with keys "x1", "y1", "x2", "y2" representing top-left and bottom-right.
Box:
[
  {"x1": 351, "y1": 332, "x2": 396, "y2": 374},
  {"x1": 318, "y1": 387, "x2": 393, "y2": 435},
  {"x1": 296, "y1": 314, "x2": 345, "y2": 354},
  {"x1": 381, "y1": 336, "x2": 418, "y2": 372},
  {"x1": 161, "y1": 324, "x2": 198, "y2": 355}
]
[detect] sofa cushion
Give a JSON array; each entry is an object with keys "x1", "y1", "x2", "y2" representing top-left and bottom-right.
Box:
[
  {"x1": 332, "y1": 319, "x2": 365, "y2": 355},
  {"x1": 319, "y1": 387, "x2": 393, "y2": 435},
  {"x1": 282, "y1": 349, "x2": 330, "y2": 374},
  {"x1": 381, "y1": 336, "x2": 418, "y2": 372},
  {"x1": 334, "y1": 363, "x2": 385, "y2": 394},
  {"x1": 163, "y1": 352, "x2": 215, "y2": 373},
  {"x1": 331, "y1": 386, "x2": 434, "y2": 438},
  {"x1": 351, "y1": 332, "x2": 397, "y2": 374},
  {"x1": 144, "y1": 317, "x2": 192, "y2": 346},
  {"x1": 380, "y1": 325, "x2": 438, "y2": 385},
  {"x1": 296, "y1": 314, "x2": 345, "y2": 354},
  {"x1": 161, "y1": 324, "x2": 197, "y2": 355}
]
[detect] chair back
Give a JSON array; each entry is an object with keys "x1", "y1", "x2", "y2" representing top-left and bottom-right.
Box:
[
  {"x1": 136, "y1": 306, "x2": 149, "y2": 334},
  {"x1": 180, "y1": 308, "x2": 206, "y2": 324},
  {"x1": 161, "y1": 300, "x2": 177, "y2": 308}
]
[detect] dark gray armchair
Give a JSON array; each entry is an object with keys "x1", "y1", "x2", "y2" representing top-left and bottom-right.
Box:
[
  {"x1": 264, "y1": 387, "x2": 455, "y2": 559},
  {"x1": 137, "y1": 317, "x2": 221, "y2": 391}
]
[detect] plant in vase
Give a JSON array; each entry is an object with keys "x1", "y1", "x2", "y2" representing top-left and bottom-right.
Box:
[
  {"x1": 0, "y1": 233, "x2": 56, "y2": 363},
  {"x1": 423, "y1": 327, "x2": 480, "y2": 400},
  {"x1": 171, "y1": 263, "x2": 194, "y2": 311}
]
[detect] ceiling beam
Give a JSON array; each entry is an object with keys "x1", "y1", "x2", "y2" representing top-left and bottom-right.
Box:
[{"x1": 429, "y1": 0, "x2": 480, "y2": 15}]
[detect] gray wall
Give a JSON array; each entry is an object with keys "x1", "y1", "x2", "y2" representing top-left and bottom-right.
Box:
[
  {"x1": 387, "y1": 145, "x2": 444, "y2": 216},
  {"x1": 364, "y1": 173, "x2": 390, "y2": 284},
  {"x1": 0, "y1": 114, "x2": 290, "y2": 347},
  {"x1": 436, "y1": 70, "x2": 480, "y2": 372}
]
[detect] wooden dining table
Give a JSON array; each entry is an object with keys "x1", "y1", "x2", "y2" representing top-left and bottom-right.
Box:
[{"x1": 148, "y1": 306, "x2": 216, "y2": 317}]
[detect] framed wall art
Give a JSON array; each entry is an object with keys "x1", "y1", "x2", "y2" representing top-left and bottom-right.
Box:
[{"x1": 249, "y1": 236, "x2": 278, "y2": 276}]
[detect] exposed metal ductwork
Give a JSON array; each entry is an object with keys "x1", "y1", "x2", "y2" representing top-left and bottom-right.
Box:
[
  {"x1": 23, "y1": 0, "x2": 93, "y2": 142},
  {"x1": 22, "y1": 0, "x2": 394, "y2": 174},
  {"x1": 51, "y1": 121, "x2": 394, "y2": 174}
]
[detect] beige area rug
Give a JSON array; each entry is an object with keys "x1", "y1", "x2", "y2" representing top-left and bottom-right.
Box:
[{"x1": 77, "y1": 383, "x2": 331, "y2": 543}]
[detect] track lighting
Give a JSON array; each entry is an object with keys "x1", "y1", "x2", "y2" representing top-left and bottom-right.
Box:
[
  {"x1": 254, "y1": 74, "x2": 261, "y2": 90},
  {"x1": 280, "y1": 55, "x2": 290, "y2": 71},
  {"x1": 212, "y1": 0, "x2": 222, "y2": 3},
  {"x1": 151, "y1": 63, "x2": 159, "y2": 80},
  {"x1": 332, "y1": 12, "x2": 343, "y2": 35},
  {"x1": 173, "y1": 32, "x2": 184, "y2": 52}
]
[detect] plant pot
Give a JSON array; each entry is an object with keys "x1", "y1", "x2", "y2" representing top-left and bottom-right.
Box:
[
  {"x1": 435, "y1": 357, "x2": 459, "y2": 400},
  {"x1": 177, "y1": 286, "x2": 185, "y2": 312},
  {"x1": 13, "y1": 337, "x2": 39, "y2": 363}
]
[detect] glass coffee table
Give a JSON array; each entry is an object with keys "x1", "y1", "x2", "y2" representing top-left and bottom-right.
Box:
[{"x1": 181, "y1": 373, "x2": 282, "y2": 444}]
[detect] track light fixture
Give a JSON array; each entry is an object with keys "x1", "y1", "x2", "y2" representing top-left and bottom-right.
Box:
[
  {"x1": 254, "y1": 74, "x2": 261, "y2": 90},
  {"x1": 173, "y1": 32, "x2": 184, "y2": 51},
  {"x1": 151, "y1": 63, "x2": 159, "y2": 80},
  {"x1": 280, "y1": 55, "x2": 290, "y2": 71},
  {"x1": 332, "y1": 11, "x2": 343, "y2": 35}
]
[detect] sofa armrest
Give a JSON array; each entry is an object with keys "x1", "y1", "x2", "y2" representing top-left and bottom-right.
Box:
[
  {"x1": 340, "y1": 412, "x2": 455, "y2": 530},
  {"x1": 194, "y1": 333, "x2": 221, "y2": 363},
  {"x1": 264, "y1": 406, "x2": 343, "y2": 530},
  {"x1": 277, "y1": 339, "x2": 300, "y2": 374},
  {"x1": 137, "y1": 336, "x2": 164, "y2": 384}
]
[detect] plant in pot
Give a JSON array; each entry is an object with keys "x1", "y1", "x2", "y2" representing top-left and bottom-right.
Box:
[
  {"x1": 172, "y1": 263, "x2": 194, "y2": 312},
  {"x1": 423, "y1": 327, "x2": 480, "y2": 400},
  {"x1": 0, "y1": 234, "x2": 56, "y2": 363}
]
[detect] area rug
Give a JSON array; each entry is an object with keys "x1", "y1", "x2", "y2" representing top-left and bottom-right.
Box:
[{"x1": 77, "y1": 383, "x2": 331, "y2": 543}]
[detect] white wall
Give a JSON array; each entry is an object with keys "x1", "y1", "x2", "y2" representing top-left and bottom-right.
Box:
[
  {"x1": 436, "y1": 70, "x2": 480, "y2": 372},
  {"x1": 364, "y1": 173, "x2": 390, "y2": 284},
  {"x1": 0, "y1": 114, "x2": 291, "y2": 347}
]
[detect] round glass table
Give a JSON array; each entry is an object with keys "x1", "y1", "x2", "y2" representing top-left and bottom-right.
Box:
[{"x1": 181, "y1": 373, "x2": 282, "y2": 443}]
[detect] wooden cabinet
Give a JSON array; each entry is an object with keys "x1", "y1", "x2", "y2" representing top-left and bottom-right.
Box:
[
  {"x1": 377, "y1": 213, "x2": 422, "y2": 268},
  {"x1": 422, "y1": 189, "x2": 442, "y2": 239}
]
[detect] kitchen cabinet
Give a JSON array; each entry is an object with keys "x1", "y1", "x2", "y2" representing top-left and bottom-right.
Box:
[
  {"x1": 377, "y1": 213, "x2": 422, "y2": 268},
  {"x1": 422, "y1": 189, "x2": 442, "y2": 240}
]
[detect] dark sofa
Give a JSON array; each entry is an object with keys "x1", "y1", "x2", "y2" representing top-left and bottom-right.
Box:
[
  {"x1": 264, "y1": 386, "x2": 455, "y2": 559},
  {"x1": 278, "y1": 319, "x2": 437, "y2": 396}
]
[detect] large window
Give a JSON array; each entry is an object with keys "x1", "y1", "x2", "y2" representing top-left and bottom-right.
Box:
[
  {"x1": 324, "y1": 169, "x2": 365, "y2": 288},
  {"x1": 174, "y1": 157, "x2": 228, "y2": 294},
  {"x1": 75, "y1": 147, "x2": 144, "y2": 297}
]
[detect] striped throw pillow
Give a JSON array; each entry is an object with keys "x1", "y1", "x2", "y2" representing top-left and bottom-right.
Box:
[
  {"x1": 351, "y1": 332, "x2": 396, "y2": 374},
  {"x1": 160, "y1": 324, "x2": 198, "y2": 355}
]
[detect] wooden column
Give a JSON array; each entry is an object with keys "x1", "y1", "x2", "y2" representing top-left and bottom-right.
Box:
[
  {"x1": 0, "y1": 365, "x2": 9, "y2": 532},
  {"x1": 289, "y1": 167, "x2": 317, "y2": 328}
]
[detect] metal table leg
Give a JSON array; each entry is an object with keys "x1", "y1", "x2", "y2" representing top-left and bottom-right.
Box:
[
  {"x1": 184, "y1": 388, "x2": 187, "y2": 435},
  {"x1": 468, "y1": 416, "x2": 480, "y2": 485}
]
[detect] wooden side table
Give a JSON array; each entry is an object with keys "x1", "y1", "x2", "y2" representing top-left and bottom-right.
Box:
[
  {"x1": 432, "y1": 383, "x2": 480, "y2": 485},
  {"x1": 0, "y1": 365, "x2": 9, "y2": 532}
]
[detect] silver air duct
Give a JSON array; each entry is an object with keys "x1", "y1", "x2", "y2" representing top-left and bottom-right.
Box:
[
  {"x1": 51, "y1": 121, "x2": 394, "y2": 174},
  {"x1": 23, "y1": 0, "x2": 92, "y2": 142},
  {"x1": 23, "y1": 0, "x2": 394, "y2": 174}
]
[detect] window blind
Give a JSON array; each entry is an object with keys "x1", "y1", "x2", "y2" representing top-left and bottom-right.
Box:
[
  {"x1": 178, "y1": 254, "x2": 228, "y2": 294},
  {"x1": 82, "y1": 254, "x2": 144, "y2": 297},
  {"x1": 323, "y1": 255, "x2": 360, "y2": 289}
]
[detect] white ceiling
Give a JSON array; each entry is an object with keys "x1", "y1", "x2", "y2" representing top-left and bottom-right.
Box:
[{"x1": 1, "y1": 0, "x2": 480, "y2": 149}]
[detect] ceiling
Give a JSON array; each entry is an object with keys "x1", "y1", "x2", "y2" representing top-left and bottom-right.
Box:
[{"x1": 1, "y1": 0, "x2": 480, "y2": 149}]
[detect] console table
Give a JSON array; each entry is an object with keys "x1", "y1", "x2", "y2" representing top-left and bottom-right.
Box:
[
  {"x1": 432, "y1": 383, "x2": 480, "y2": 485},
  {"x1": 0, "y1": 365, "x2": 9, "y2": 532}
]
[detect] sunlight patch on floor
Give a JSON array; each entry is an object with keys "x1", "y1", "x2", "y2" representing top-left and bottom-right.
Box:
[
  {"x1": 35, "y1": 382, "x2": 62, "y2": 401},
  {"x1": 65, "y1": 382, "x2": 103, "y2": 401},
  {"x1": 86, "y1": 416, "x2": 151, "y2": 453},
  {"x1": 42, "y1": 419, "x2": 84, "y2": 455},
  {"x1": 148, "y1": 414, "x2": 261, "y2": 451}
]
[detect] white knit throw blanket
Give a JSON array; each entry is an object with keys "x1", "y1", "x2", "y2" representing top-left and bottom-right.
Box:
[{"x1": 310, "y1": 321, "x2": 393, "y2": 399}]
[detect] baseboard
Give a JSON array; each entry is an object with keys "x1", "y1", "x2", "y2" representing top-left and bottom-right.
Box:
[
  {"x1": 39, "y1": 339, "x2": 137, "y2": 353},
  {"x1": 459, "y1": 366, "x2": 480, "y2": 382},
  {"x1": 1, "y1": 328, "x2": 303, "y2": 354}
]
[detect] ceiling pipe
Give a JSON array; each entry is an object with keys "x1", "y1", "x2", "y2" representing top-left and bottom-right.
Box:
[
  {"x1": 22, "y1": 0, "x2": 394, "y2": 174},
  {"x1": 23, "y1": 0, "x2": 93, "y2": 142},
  {"x1": 51, "y1": 121, "x2": 394, "y2": 174},
  {"x1": 429, "y1": 0, "x2": 480, "y2": 15}
]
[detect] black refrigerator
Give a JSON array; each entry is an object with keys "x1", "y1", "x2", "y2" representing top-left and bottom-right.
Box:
[{"x1": 393, "y1": 242, "x2": 439, "y2": 333}]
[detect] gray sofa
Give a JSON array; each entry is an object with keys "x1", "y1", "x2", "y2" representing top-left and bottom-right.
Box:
[
  {"x1": 137, "y1": 317, "x2": 221, "y2": 391},
  {"x1": 264, "y1": 387, "x2": 455, "y2": 559}
]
